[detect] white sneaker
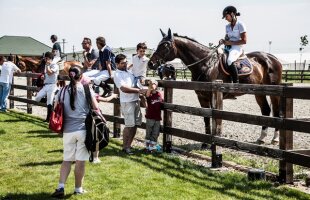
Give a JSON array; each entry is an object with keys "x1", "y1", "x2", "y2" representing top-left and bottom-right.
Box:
[{"x1": 92, "y1": 158, "x2": 101, "y2": 164}]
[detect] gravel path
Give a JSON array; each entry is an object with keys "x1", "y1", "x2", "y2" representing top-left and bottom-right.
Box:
[{"x1": 12, "y1": 77, "x2": 310, "y2": 150}]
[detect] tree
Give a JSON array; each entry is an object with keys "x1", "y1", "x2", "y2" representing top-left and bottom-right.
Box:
[{"x1": 299, "y1": 35, "x2": 308, "y2": 70}]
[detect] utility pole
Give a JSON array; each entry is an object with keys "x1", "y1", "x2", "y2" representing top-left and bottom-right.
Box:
[
  {"x1": 62, "y1": 39, "x2": 67, "y2": 54},
  {"x1": 268, "y1": 41, "x2": 272, "y2": 53},
  {"x1": 72, "y1": 45, "x2": 76, "y2": 60}
]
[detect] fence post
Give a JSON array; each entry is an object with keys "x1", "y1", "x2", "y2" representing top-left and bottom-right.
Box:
[
  {"x1": 113, "y1": 83, "x2": 121, "y2": 138},
  {"x1": 211, "y1": 80, "x2": 223, "y2": 168},
  {"x1": 163, "y1": 83, "x2": 173, "y2": 153},
  {"x1": 9, "y1": 77, "x2": 14, "y2": 109},
  {"x1": 26, "y1": 71, "x2": 32, "y2": 114},
  {"x1": 279, "y1": 83, "x2": 293, "y2": 184},
  {"x1": 285, "y1": 71, "x2": 288, "y2": 82}
]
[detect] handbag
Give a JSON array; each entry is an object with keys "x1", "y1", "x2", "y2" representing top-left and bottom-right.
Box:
[{"x1": 49, "y1": 86, "x2": 67, "y2": 133}]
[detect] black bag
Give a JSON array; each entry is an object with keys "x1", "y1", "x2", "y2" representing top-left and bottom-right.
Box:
[{"x1": 83, "y1": 85, "x2": 110, "y2": 162}]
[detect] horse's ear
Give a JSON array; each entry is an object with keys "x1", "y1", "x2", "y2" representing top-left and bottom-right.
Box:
[
  {"x1": 167, "y1": 28, "x2": 174, "y2": 41},
  {"x1": 160, "y1": 28, "x2": 166, "y2": 38}
]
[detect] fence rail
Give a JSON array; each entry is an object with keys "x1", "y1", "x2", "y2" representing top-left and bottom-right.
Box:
[
  {"x1": 147, "y1": 69, "x2": 310, "y2": 83},
  {"x1": 8, "y1": 72, "x2": 310, "y2": 184}
]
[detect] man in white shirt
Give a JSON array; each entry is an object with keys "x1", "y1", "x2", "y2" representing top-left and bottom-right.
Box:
[
  {"x1": 114, "y1": 54, "x2": 146, "y2": 154},
  {"x1": 0, "y1": 55, "x2": 21, "y2": 112}
]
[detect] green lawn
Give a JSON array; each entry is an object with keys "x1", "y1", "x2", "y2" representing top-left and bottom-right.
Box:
[{"x1": 0, "y1": 111, "x2": 310, "y2": 200}]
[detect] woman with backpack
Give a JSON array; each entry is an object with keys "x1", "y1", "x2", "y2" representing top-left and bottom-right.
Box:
[{"x1": 51, "y1": 66, "x2": 99, "y2": 198}]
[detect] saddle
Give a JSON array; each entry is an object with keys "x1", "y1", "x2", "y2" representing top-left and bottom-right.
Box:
[
  {"x1": 56, "y1": 59, "x2": 65, "y2": 71},
  {"x1": 218, "y1": 48, "x2": 253, "y2": 77}
]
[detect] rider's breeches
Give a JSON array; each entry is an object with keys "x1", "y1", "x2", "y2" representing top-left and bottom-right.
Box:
[
  {"x1": 227, "y1": 46, "x2": 243, "y2": 66},
  {"x1": 35, "y1": 84, "x2": 57, "y2": 105},
  {"x1": 83, "y1": 70, "x2": 114, "y2": 85}
]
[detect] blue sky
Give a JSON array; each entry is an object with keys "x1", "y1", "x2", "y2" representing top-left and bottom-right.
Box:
[{"x1": 0, "y1": 0, "x2": 309, "y2": 54}]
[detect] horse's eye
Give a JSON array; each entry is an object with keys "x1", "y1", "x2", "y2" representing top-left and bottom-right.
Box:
[{"x1": 164, "y1": 43, "x2": 168, "y2": 47}]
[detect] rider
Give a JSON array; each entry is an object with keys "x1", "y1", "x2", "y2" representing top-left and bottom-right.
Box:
[
  {"x1": 50, "y1": 35, "x2": 62, "y2": 64},
  {"x1": 219, "y1": 6, "x2": 247, "y2": 83}
]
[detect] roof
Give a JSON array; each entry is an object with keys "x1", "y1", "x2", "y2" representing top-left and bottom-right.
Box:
[{"x1": 0, "y1": 35, "x2": 52, "y2": 56}]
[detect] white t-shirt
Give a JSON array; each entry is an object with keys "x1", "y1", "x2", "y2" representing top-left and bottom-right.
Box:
[
  {"x1": 225, "y1": 20, "x2": 247, "y2": 47},
  {"x1": 130, "y1": 55, "x2": 149, "y2": 78},
  {"x1": 114, "y1": 69, "x2": 139, "y2": 103},
  {"x1": 0, "y1": 61, "x2": 20, "y2": 84}
]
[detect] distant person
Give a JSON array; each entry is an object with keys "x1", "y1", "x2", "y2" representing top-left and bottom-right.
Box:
[
  {"x1": 50, "y1": 34, "x2": 62, "y2": 63},
  {"x1": 51, "y1": 66, "x2": 98, "y2": 198},
  {"x1": 114, "y1": 54, "x2": 146, "y2": 154},
  {"x1": 145, "y1": 80, "x2": 163, "y2": 152},
  {"x1": 81, "y1": 37, "x2": 100, "y2": 71},
  {"x1": 219, "y1": 6, "x2": 247, "y2": 83},
  {"x1": 34, "y1": 52, "x2": 59, "y2": 122},
  {"x1": 127, "y1": 42, "x2": 149, "y2": 88},
  {"x1": 0, "y1": 55, "x2": 21, "y2": 112}
]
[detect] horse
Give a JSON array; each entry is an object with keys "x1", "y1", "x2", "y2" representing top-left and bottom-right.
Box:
[
  {"x1": 148, "y1": 28, "x2": 283, "y2": 145},
  {"x1": 15, "y1": 55, "x2": 84, "y2": 75},
  {"x1": 158, "y1": 63, "x2": 176, "y2": 80}
]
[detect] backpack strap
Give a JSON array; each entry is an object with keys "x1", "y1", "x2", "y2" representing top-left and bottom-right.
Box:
[
  {"x1": 83, "y1": 84, "x2": 93, "y2": 109},
  {"x1": 58, "y1": 86, "x2": 67, "y2": 103}
]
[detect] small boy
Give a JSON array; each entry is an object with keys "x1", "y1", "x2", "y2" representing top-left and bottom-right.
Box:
[
  {"x1": 145, "y1": 80, "x2": 163, "y2": 152},
  {"x1": 127, "y1": 42, "x2": 149, "y2": 89}
]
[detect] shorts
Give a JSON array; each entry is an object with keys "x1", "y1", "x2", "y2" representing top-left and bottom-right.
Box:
[
  {"x1": 63, "y1": 130, "x2": 89, "y2": 161},
  {"x1": 121, "y1": 101, "x2": 142, "y2": 127},
  {"x1": 145, "y1": 119, "x2": 161, "y2": 142}
]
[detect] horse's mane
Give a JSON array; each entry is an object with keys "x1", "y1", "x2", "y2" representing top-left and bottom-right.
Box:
[{"x1": 173, "y1": 33, "x2": 209, "y2": 50}]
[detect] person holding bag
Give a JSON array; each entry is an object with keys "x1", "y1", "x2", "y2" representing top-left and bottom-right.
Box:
[{"x1": 51, "y1": 66, "x2": 98, "y2": 198}]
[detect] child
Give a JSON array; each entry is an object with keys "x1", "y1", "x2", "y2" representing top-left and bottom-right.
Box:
[
  {"x1": 145, "y1": 80, "x2": 163, "y2": 152},
  {"x1": 127, "y1": 42, "x2": 149, "y2": 89}
]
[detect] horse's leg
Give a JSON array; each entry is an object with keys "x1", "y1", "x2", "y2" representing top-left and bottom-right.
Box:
[
  {"x1": 255, "y1": 94, "x2": 271, "y2": 143},
  {"x1": 270, "y1": 95, "x2": 280, "y2": 144},
  {"x1": 197, "y1": 94, "x2": 211, "y2": 149}
]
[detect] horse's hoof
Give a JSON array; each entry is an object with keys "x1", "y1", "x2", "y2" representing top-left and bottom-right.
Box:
[
  {"x1": 201, "y1": 143, "x2": 210, "y2": 150},
  {"x1": 271, "y1": 140, "x2": 279, "y2": 145},
  {"x1": 256, "y1": 140, "x2": 265, "y2": 145}
]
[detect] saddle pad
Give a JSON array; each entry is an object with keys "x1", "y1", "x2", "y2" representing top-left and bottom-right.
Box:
[{"x1": 235, "y1": 57, "x2": 253, "y2": 75}]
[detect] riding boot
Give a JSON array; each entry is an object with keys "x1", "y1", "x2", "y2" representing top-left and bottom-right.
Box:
[
  {"x1": 45, "y1": 104, "x2": 53, "y2": 122},
  {"x1": 229, "y1": 63, "x2": 239, "y2": 83}
]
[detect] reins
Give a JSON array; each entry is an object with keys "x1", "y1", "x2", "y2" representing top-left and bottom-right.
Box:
[{"x1": 182, "y1": 43, "x2": 222, "y2": 81}]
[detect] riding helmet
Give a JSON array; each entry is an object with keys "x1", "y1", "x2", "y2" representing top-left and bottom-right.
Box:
[{"x1": 222, "y1": 6, "x2": 238, "y2": 19}]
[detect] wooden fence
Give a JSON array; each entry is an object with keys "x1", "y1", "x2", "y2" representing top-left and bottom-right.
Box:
[
  {"x1": 147, "y1": 69, "x2": 310, "y2": 83},
  {"x1": 8, "y1": 72, "x2": 310, "y2": 184}
]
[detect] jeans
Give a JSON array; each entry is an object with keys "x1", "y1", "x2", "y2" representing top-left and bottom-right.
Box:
[{"x1": 0, "y1": 82, "x2": 11, "y2": 111}]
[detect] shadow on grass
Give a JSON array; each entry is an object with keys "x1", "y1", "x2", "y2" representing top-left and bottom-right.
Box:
[
  {"x1": 1, "y1": 192, "x2": 73, "y2": 200},
  {"x1": 20, "y1": 160, "x2": 62, "y2": 167},
  {"x1": 102, "y1": 140, "x2": 310, "y2": 200},
  {"x1": 47, "y1": 149, "x2": 63, "y2": 153},
  {"x1": 0, "y1": 129, "x2": 6, "y2": 135},
  {"x1": 27, "y1": 134, "x2": 59, "y2": 139},
  {"x1": 26, "y1": 130, "x2": 52, "y2": 134},
  {"x1": 4, "y1": 111, "x2": 47, "y2": 129}
]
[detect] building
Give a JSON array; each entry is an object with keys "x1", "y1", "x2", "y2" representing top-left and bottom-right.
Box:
[
  {"x1": 0, "y1": 35, "x2": 52, "y2": 57},
  {"x1": 274, "y1": 52, "x2": 310, "y2": 70}
]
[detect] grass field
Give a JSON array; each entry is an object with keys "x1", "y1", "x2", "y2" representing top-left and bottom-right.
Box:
[{"x1": 0, "y1": 111, "x2": 310, "y2": 200}]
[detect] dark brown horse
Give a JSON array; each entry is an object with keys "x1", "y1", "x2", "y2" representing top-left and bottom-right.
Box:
[{"x1": 148, "y1": 29, "x2": 283, "y2": 145}]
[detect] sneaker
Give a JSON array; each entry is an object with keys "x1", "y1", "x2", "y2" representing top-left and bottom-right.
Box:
[
  {"x1": 74, "y1": 189, "x2": 87, "y2": 195},
  {"x1": 51, "y1": 187, "x2": 64, "y2": 198},
  {"x1": 92, "y1": 158, "x2": 101, "y2": 164},
  {"x1": 122, "y1": 148, "x2": 134, "y2": 155}
]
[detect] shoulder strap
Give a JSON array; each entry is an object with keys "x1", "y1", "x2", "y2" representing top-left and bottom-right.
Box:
[
  {"x1": 58, "y1": 86, "x2": 67, "y2": 103},
  {"x1": 83, "y1": 84, "x2": 92, "y2": 109}
]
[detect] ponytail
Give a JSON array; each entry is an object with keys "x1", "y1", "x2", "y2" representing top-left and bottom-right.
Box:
[{"x1": 68, "y1": 66, "x2": 82, "y2": 110}]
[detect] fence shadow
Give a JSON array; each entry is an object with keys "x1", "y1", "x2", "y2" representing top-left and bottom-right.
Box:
[{"x1": 1, "y1": 192, "x2": 73, "y2": 200}]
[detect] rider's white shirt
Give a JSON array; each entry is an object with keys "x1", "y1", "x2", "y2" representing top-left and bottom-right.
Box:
[{"x1": 225, "y1": 20, "x2": 247, "y2": 47}]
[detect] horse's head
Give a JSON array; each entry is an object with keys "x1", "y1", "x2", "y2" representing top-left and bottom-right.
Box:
[
  {"x1": 15, "y1": 55, "x2": 27, "y2": 71},
  {"x1": 148, "y1": 28, "x2": 177, "y2": 70}
]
